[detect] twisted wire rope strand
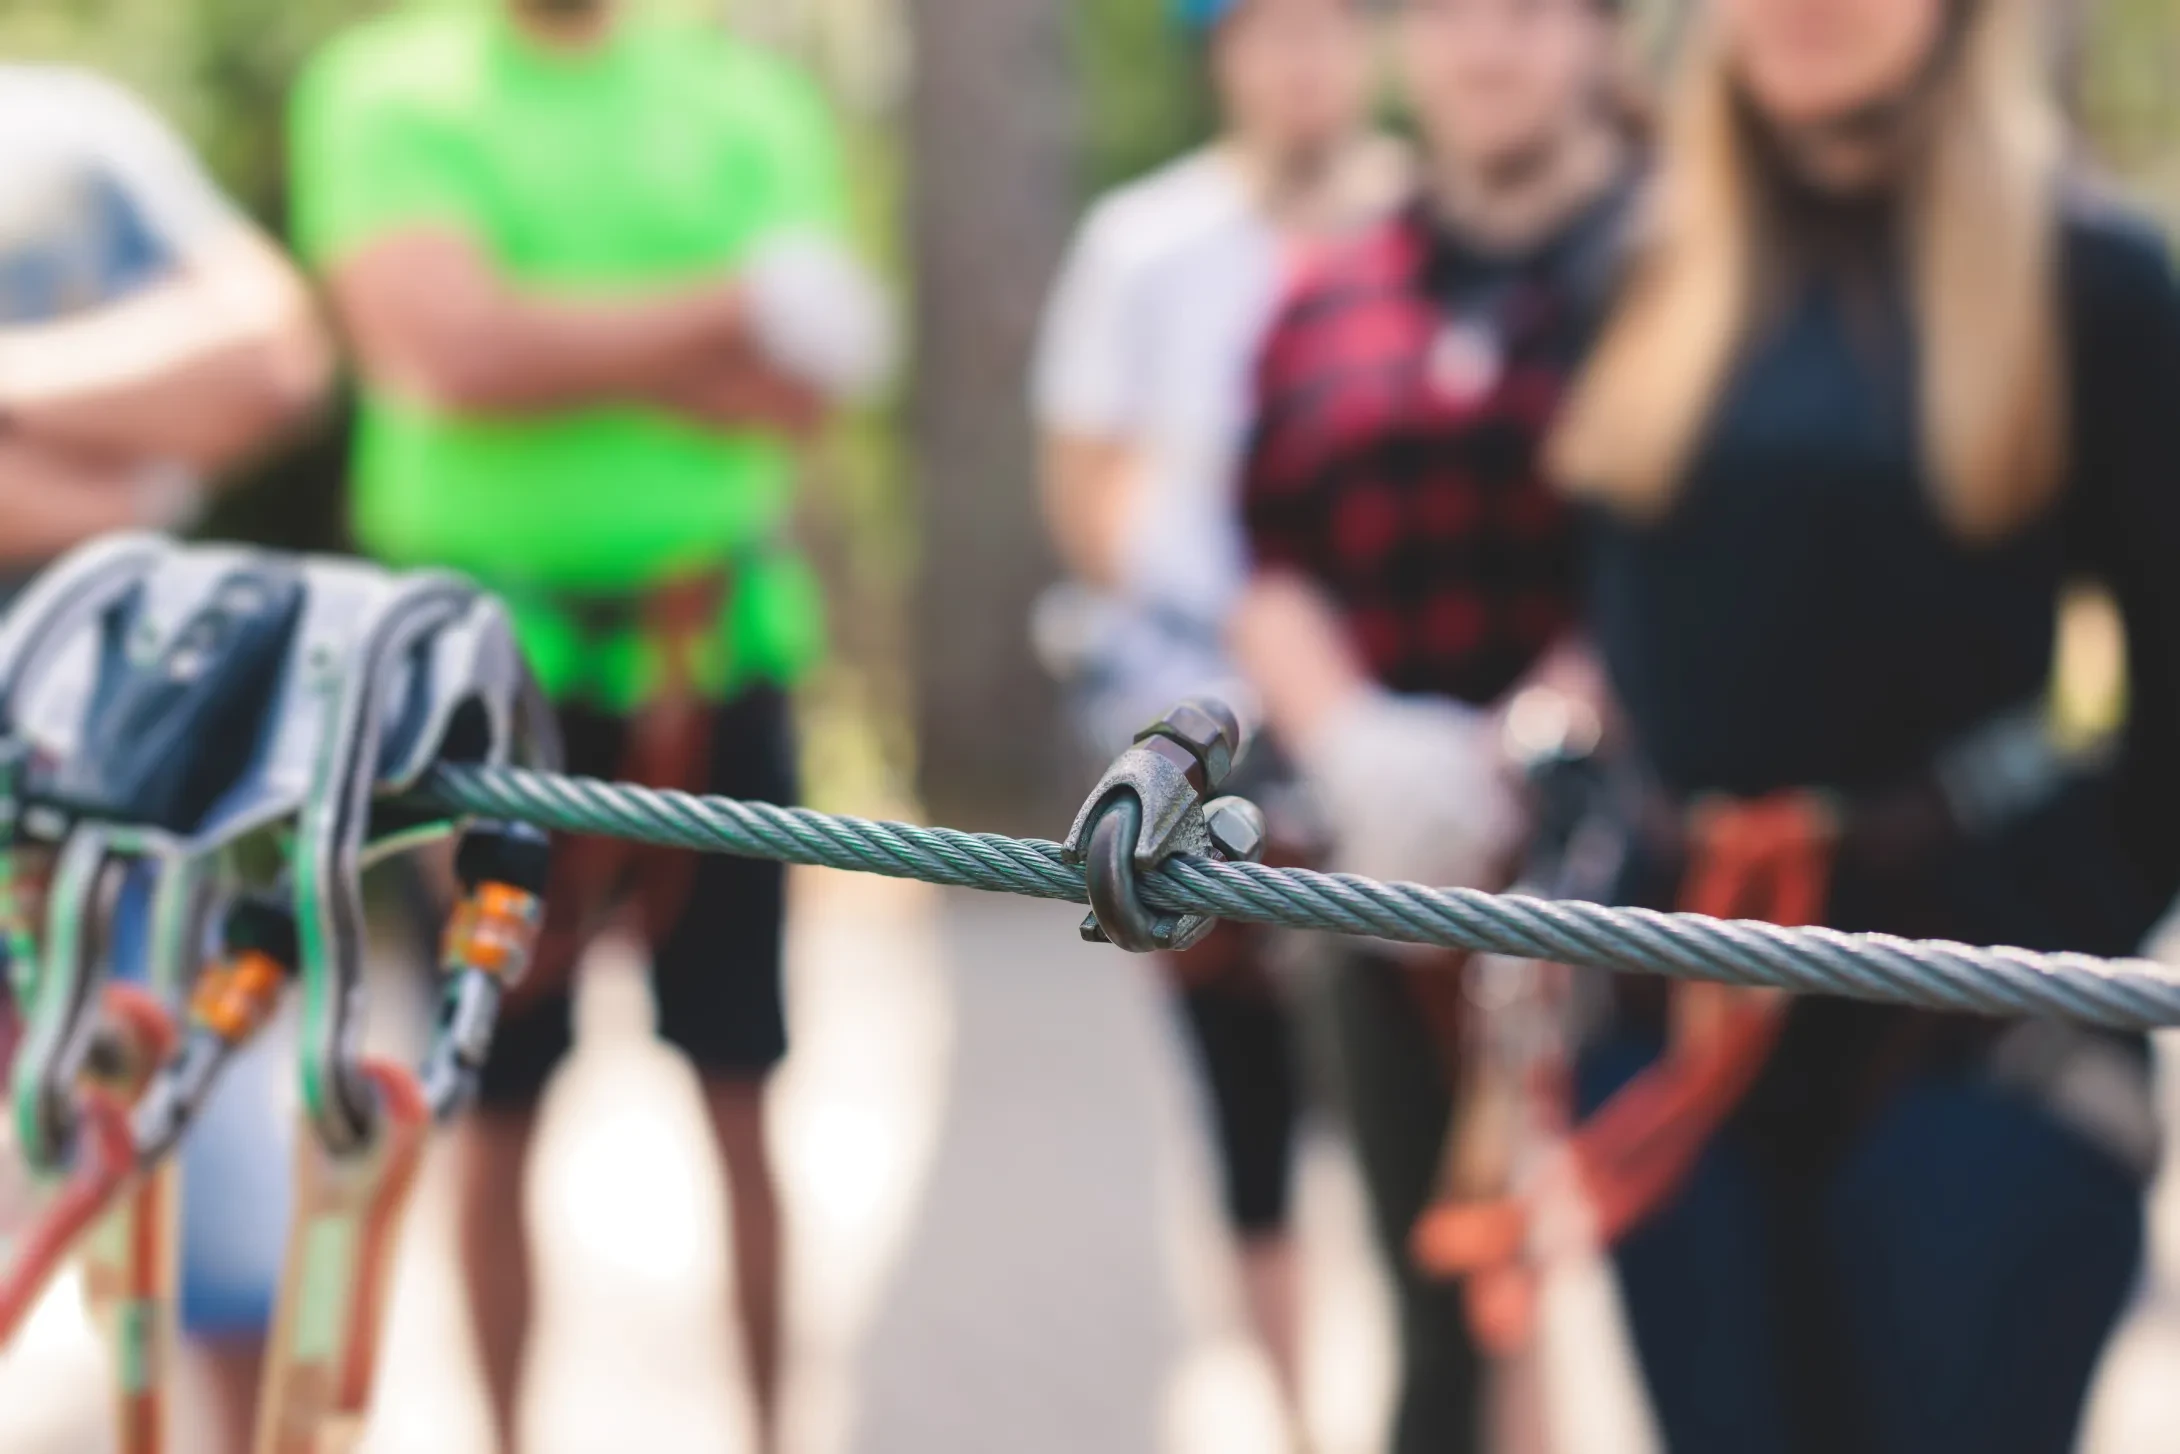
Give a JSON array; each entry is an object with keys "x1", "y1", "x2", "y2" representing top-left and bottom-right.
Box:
[{"x1": 419, "y1": 763, "x2": 2180, "y2": 1032}]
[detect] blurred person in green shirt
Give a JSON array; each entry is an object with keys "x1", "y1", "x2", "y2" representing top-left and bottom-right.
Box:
[{"x1": 289, "y1": 2, "x2": 890, "y2": 1447}]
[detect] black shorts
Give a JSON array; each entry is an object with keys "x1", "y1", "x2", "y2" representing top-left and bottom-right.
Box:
[{"x1": 476, "y1": 686, "x2": 797, "y2": 1106}]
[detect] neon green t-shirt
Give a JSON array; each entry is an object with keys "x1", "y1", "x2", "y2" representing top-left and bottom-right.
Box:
[{"x1": 289, "y1": 4, "x2": 842, "y2": 707}]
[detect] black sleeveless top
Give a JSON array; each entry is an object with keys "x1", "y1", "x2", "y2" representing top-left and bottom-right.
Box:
[{"x1": 1589, "y1": 193, "x2": 2180, "y2": 961}]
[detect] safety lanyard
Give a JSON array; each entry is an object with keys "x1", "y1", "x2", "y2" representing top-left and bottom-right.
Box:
[
  {"x1": 529, "y1": 574, "x2": 726, "y2": 997},
  {"x1": 1414, "y1": 791, "x2": 1830, "y2": 1353}
]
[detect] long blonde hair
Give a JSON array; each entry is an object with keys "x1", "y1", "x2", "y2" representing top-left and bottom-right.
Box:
[{"x1": 1551, "y1": 0, "x2": 2068, "y2": 541}]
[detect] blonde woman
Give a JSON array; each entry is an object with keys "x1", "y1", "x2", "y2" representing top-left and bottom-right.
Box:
[{"x1": 1516, "y1": 0, "x2": 2180, "y2": 1448}]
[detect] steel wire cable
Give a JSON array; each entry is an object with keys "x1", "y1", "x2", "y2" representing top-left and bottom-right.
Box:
[{"x1": 417, "y1": 763, "x2": 2180, "y2": 1032}]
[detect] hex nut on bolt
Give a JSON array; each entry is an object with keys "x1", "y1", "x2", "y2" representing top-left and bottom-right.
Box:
[
  {"x1": 1135, "y1": 732, "x2": 1210, "y2": 793},
  {"x1": 1203, "y1": 796, "x2": 1267, "y2": 864},
  {"x1": 1137, "y1": 696, "x2": 1242, "y2": 792}
]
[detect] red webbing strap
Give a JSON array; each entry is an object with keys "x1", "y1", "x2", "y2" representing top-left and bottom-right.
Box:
[
  {"x1": 254, "y1": 1062, "x2": 429, "y2": 1454},
  {"x1": 0, "y1": 1091, "x2": 135, "y2": 1345},
  {"x1": 79, "y1": 985, "x2": 184, "y2": 1454},
  {"x1": 0, "y1": 998, "x2": 18, "y2": 1098},
  {"x1": 1414, "y1": 792, "x2": 1834, "y2": 1351},
  {"x1": 0, "y1": 986, "x2": 179, "y2": 1357}
]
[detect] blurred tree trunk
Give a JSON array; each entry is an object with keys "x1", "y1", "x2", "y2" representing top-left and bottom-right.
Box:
[{"x1": 905, "y1": 0, "x2": 1077, "y2": 830}]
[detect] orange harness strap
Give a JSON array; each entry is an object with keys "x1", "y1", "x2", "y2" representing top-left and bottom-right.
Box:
[
  {"x1": 523, "y1": 575, "x2": 728, "y2": 1000},
  {"x1": 79, "y1": 986, "x2": 186, "y2": 1454},
  {"x1": 254, "y1": 1061, "x2": 430, "y2": 1454},
  {"x1": 1414, "y1": 791, "x2": 1836, "y2": 1351}
]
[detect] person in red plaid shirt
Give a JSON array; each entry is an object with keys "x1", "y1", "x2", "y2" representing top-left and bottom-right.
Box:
[
  {"x1": 1230, "y1": 1, "x2": 1634, "y2": 1449},
  {"x1": 1032, "y1": 0, "x2": 1407, "y2": 1436}
]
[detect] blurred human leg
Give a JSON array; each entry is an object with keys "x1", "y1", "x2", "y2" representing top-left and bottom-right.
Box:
[
  {"x1": 456, "y1": 702, "x2": 624, "y2": 1452},
  {"x1": 653, "y1": 687, "x2": 795, "y2": 1451},
  {"x1": 1822, "y1": 1078, "x2": 2144, "y2": 1454},
  {"x1": 1172, "y1": 930, "x2": 1306, "y2": 1413},
  {"x1": 181, "y1": 1132, "x2": 280, "y2": 1454},
  {"x1": 1327, "y1": 953, "x2": 1481, "y2": 1454},
  {"x1": 457, "y1": 1103, "x2": 546, "y2": 1453},
  {"x1": 1576, "y1": 1038, "x2": 1792, "y2": 1454},
  {"x1": 188, "y1": 1337, "x2": 264, "y2": 1454},
  {"x1": 703, "y1": 1077, "x2": 785, "y2": 1453},
  {"x1": 1236, "y1": 1234, "x2": 1302, "y2": 1416}
]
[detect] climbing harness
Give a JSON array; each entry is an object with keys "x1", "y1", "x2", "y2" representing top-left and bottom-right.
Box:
[
  {"x1": 1411, "y1": 703, "x2": 2109, "y2": 1352},
  {"x1": 526, "y1": 572, "x2": 730, "y2": 1001},
  {"x1": 0, "y1": 535, "x2": 556, "y2": 1453},
  {"x1": 1414, "y1": 788, "x2": 1821, "y2": 1350}
]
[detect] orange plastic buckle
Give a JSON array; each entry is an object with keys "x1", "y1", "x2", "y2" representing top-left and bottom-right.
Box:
[{"x1": 441, "y1": 881, "x2": 542, "y2": 982}]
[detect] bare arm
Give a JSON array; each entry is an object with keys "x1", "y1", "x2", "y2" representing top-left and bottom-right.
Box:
[
  {"x1": 1228, "y1": 569, "x2": 1373, "y2": 745},
  {"x1": 0, "y1": 230, "x2": 331, "y2": 474},
  {"x1": 0, "y1": 439, "x2": 156, "y2": 568},
  {"x1": 1039, "y1": 430, "x2": 1146, "y2": 591},
  {"x1": 326, "y1": 228, "x2": 812, "y2": 427},
  {"x1": 651, "y1": 346, "x2": 826, "y2": 439}
]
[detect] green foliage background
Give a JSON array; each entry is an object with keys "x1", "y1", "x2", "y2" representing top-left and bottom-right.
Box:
[
  {"x1": 1065, "y1": 0, "x2": 2180, "y2": 216},
  {"x1": 2082, "y1": 0, "x2": 2180, "y2": 230},
  {"x1": 0, "y1": 0, "x2": 2172, "y2": 336},
  {"x1": 0, "y1": 0, "x2": 366, "y2": 219},
  {"x1": 1073, "y1": 0, "x2": 1214, "y2": 191}
]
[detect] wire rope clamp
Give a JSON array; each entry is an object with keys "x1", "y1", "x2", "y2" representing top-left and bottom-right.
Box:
[{"x1": 1062, "y1": 696, "x2": 1267, "y2": 953}]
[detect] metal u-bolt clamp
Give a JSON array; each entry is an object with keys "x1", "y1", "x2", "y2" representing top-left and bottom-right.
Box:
[{"x1": 1062, "y1": 696, "x2": 1268, "y2": 953}]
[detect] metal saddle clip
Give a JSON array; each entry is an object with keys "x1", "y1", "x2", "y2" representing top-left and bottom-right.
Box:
[
  {"x1": 1062, "y1": 695, "x2": 1268, "y2": 954},
  {"x1": 0, "y1": 534, "x2": 558, "y2": 1453}
]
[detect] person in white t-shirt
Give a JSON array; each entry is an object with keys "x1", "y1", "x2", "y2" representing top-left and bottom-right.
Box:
[
  {"x1": 0, "y1": 65, "x2": 329, "y2": 1454},
  {"x1": 0, "y1": 68, "x2": 327, "y2": 582},
  {"x1": 1030, "y1": 0, "x2": 1406, "y2": 1430}
]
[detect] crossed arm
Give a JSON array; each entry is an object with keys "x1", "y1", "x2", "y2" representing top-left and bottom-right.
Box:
[
  {"x1": 322, "y1": 227, "x2": 825, "y2": 434},
  {"x1": 0, "y1": 226, "x2": 333, "y2": 567},
  {"x1": 1038, "y1": 432, "x2": 1145, "y2": 591}
]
